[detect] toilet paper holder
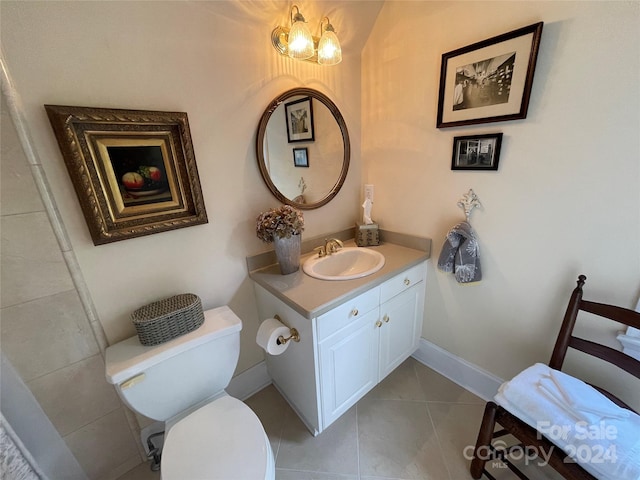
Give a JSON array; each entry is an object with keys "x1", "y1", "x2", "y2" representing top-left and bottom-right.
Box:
[{"x1": 274, "y1": 315, "x2": 300, "y2": 345}]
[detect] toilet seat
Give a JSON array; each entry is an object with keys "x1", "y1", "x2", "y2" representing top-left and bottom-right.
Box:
[{"x1": 161, "y1": 395, "x2": 274, "y2": 480}]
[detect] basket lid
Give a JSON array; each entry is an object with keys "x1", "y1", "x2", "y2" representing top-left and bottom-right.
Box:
[{"x1": 105, "y1": 306, "x2": 241, "y2": 385}]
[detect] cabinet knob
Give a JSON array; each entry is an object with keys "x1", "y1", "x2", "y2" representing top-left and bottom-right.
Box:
[
  {"x1": 351, "y1": 308, "x2": 359, "y2": 317},
  {"x1": 375, "y1": 320, "x2": 382, "y2": 328},
  {"x1": 383, "y1": 314, "x2": 390, "y2": 323},
  {"x1": 404, "y1": 278, "x2": 411, "y2": 286}
]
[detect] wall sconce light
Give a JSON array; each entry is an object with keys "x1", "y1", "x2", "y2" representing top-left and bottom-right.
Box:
[{"x1": 271, "y1": 5, "x2": 342, "y2": 66}]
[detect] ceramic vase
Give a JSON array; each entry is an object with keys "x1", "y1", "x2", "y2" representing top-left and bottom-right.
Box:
[{"x1": 273, "y1": 234, "x2": 301, "y2": 275}]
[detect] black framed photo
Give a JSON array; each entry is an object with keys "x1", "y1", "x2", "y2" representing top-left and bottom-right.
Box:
[
  {"x1": 437, "y1": 22, "x2": 543, "y2": 128},
  {"x1": 293, "y1": 147, "x2": 309, "y2": 167},
  {"x1": 285, "y1": 96, "x2": 314, "y2": 142},
  {"x1": 452, "y1": 133, "x2": 503, "y2": 170},
  {"x1": 45, "y1": 105, "x2": 208, "y2": 245}
]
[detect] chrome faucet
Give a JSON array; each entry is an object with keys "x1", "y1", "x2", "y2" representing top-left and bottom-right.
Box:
[{"x1": 314, "y1": 238, "x2": 344, "y2": 257}]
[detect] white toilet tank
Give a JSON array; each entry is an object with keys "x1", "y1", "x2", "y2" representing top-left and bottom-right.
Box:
[{"x1": 105, "y1": 306, "x2": 241, "y2": 421}]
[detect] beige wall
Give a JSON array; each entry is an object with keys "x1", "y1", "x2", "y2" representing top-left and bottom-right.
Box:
[
  {"x1": 0, "y1": 0, "x2": 378, "y2": 375},
  {"x1": 2, "y1": 3, "x2": 639, "y2": 475},
  {"x1": 1, "y1": 94, "x2": 141, "y2": 478},
  {"x1": 362, "y1": 1, "x2": 639, "y2": 402},
  {"x1": 0, "y1": 1, "x2": 382, "y2": 477}
]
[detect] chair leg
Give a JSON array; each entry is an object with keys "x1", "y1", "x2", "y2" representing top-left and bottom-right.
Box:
[{"x1": 470, "y1": 401, "x2": 499, "y2": 479}]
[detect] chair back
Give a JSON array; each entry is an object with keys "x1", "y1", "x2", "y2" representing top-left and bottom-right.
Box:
[{"x1": 549, "y1": 274, "x2": 640, "y2": 411}]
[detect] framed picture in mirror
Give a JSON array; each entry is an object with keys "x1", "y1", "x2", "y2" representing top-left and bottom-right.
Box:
[
  {"x1": 451, "y1": 133, "x2": 503, "y2": 170},
  {"x1": 285, "y1": 96, "x2": 315, "y2": 142},
  {"x1": 293, "y1": 148, "x2": 309, "y2": 167},
  {"x1": 45, "y1": 105, "x2": 208, "y2": 245}
]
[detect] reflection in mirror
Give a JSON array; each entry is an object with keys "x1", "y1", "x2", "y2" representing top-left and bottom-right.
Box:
[{"x1": 256, "y1": 88, "x2": 350, "y2": 210}]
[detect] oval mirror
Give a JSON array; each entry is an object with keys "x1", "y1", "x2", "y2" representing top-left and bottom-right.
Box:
[{"x1": 256, "y1": 88, "x2": 350, "y2": 209}]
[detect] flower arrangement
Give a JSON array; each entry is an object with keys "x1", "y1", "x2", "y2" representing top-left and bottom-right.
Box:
[{"x1": 256, "y1": 205, "x2": 304, "y2": 243}]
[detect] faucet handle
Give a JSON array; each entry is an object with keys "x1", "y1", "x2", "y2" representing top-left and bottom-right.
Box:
[{"x1": 314, "y1": 246, "x2": 327, "y2": 257}]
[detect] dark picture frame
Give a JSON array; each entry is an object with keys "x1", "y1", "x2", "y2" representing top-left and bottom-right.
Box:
[
  {"x1": 45, "y1": 105, "x2": 208, "y2": 245},
  {"x1": 452, "y1": 133, "x2": 503, "y2": 170},
  {"x1": 285, "y1": 96, "x2": 315, "y2": 143},
  {"x1": 293, "y1": 147, "x2": 309, "y2": 167},
  {"x1": 437, "y1": 22, "x2": 543, "y2": 128}
]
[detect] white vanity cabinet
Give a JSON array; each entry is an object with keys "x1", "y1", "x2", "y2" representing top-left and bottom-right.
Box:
[
  {"x1": 254, "y1": 261, "x2": 427, "y2": 435},
  {"x1": 378, "y1": 264, "x2": 426, "y2": 380},
  {"x1": 317, "y1": 289, "x2": 380, "y2": 428}
]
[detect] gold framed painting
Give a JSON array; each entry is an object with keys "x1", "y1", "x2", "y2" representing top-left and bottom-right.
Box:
[{"x1": 45, "y1": 105, "x2": 208, "y2": 245}]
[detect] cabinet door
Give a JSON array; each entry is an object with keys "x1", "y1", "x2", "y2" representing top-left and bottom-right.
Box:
[
  {"x1": 378, "y1": 285, "x2": 423, "y2": 381},
  {"x1": 318, "y1": 308, "x2": 379, "y2": 429}
]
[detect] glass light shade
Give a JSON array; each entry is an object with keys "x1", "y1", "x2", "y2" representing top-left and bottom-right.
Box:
[
  {"x1": 287, "y1": 20, "x2": 314, "y2": 60},
  {"x1": 318, "y1": 29, "x2": 342, "y2": 65}
]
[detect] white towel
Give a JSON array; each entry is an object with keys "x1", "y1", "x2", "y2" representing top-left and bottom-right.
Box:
[
  {"x1": 0, "y1": 414, "x2": 43, "y2": 480},
  {"x1": 617, "y1": 299, "x2": 640, "y2": 360},
  {"x1": 495, "y1": 363, "x2": 640, "y2": 480},
  {"x1": 626, "y1": 298, "x2": 640, "y2": 338},
  {"x1": 540, "y1": 369, "x2": 630, "y2": 423}
]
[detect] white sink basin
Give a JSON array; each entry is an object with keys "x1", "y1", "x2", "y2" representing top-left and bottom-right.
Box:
[{"x1": 303, "y1": 247, "x2": 385, "y2": 281}]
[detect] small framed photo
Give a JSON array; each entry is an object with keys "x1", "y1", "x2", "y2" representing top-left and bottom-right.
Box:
[
  {"x1": 437, "y1": 22, "x2": 543, "y2": 128},
  {"x1": 452, "y1": 133, "x2": 503, "y2": 170},
  {"x1": 293, "y1": 148, "x2": 309, "y2": 167},
  {"x1": 285, "y1": 96, "x2": 314, "y2": 143}
]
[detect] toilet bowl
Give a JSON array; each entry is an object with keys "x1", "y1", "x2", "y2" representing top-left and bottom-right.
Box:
[
  {"x1": 105, "y1": 306, "x2": 274, "y2": 480},
  {"x1": 161, "y1": 395, "x2": 274, "y2": 479}
]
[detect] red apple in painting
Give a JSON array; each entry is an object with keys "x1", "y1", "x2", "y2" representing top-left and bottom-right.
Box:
[
  {"x1": 148, "y1": 166, "x2": 162, "y2": 181},
  {"x1": 122, "y1": 172, "x2": 144, "y2": 189}
]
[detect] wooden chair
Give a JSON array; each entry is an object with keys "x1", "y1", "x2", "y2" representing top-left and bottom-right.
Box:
[{"x1": 470, "y1": 274, "x2": 640, "y2": 479}]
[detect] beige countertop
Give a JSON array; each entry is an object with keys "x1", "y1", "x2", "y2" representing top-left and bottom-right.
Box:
[{"x1": 248, "y1": 233, "x2": 431, "y2": 319}]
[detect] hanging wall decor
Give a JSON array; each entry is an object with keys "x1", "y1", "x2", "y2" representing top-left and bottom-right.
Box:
[
  {"x1": 437, "y1": 22, "x2": 543, "y2": 128},
  {"x1": 45, "y1": 105, "x2": 208, "y2": 245},
  {"x1": 285, "y1": 96, "x2": 315, "y2": 142},
  {"x1": 293, "y1": 147, "x2": 309, "y2": 167},
  {"x1": 451, "y1": 133, "x2": 503, "y2": 170}
]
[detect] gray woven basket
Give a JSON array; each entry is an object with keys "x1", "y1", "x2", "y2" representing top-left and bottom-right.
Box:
[{"x1": 131, "y1": 293, "x2": 204, "y2": 346}]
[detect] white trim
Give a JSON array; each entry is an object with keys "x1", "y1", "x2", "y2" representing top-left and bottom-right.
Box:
[
  {"x1": 412, "y1": 338, "x2": 504, "y2": 401},
  {"x1": 270, "y1": 381, "x2": 320, "y2": 436},
  {"x1": 227, "y1": 361, "x2": 272, "y2": 401},
  {"x1": 227, "y1": 341, "x2": 505, "y2": 405}
]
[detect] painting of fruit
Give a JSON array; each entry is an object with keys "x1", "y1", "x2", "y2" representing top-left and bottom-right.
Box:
[
  {"x1": 138, "y1": 165, "x2": 163, "y2": 184},
  {"x1": 148, "y1": 166, "x2": 162, "y2": 181},
  {"x1": 106, "y1": 145, "x2": 169, "y2": 198},
  {"x1": 122, "y1": 172, "x2": 145, "y2": 189},
  {"x1": 44, "y1": 105, "x2": 207, "y2": 245}
]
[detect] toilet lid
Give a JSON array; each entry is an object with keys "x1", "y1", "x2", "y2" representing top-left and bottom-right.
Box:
[{"x1": 161, "y1": 395, "x2": 271, "y2": 480}]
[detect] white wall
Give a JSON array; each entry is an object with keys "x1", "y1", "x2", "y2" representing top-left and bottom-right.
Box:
[
  {"x1": 0, "y1": 1, "x2": 382, "y2": 377},
  {"x1": 362, "y1": 1, "x2": 640, "y2": 402}
]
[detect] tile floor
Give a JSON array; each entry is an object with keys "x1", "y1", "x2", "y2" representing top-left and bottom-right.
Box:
[{"x1": 117, "y1": 358, "x2": 562, "y2": 480}]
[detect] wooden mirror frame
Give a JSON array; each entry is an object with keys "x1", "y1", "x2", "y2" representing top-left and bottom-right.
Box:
[{"x1": 256, "y1": 88, "x2": 350, "y2": 210}]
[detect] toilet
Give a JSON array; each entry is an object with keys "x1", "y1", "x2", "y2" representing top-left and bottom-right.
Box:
[{"x1": 104, "y1": 306, "x2": 275, "y2": 480}]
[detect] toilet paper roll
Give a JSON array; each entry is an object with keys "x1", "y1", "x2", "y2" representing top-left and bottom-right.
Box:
[{"x1": 256, "y1": 317, "x2": 291, "y2": 355}]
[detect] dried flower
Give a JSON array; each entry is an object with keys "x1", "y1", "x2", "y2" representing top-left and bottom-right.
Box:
[{"x1": 256, "y1": 205, "x2": 304, "y2": 243}]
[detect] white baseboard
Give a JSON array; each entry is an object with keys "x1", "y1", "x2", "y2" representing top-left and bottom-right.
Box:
[
  {"x1": 412, "y1": 338, "x2": 504, "y2": 401},
  {"x1": 228, "y1": 340, "x2": 504, "y2": 405},
  {"x1": 227, "y1": 361, "x2": 272, "y2": 400}
]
